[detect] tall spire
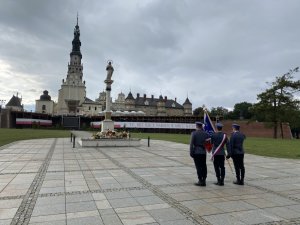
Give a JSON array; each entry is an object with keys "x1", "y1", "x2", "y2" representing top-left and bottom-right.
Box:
[
  {"x1": 70, "y1": 14, "x2": 82, "y2": 58},
  {"x1": 77, "y1": 12, "x2": 79, "y2": 26}
]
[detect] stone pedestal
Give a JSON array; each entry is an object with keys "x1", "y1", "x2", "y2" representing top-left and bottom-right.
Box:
[
  {"x1": 101, "y1": 119, "x2": 114, "y2": 132},
  {"x1": 101, "y1": 78, "x2": 114, "y2": 132},
  {"x1": 78, "y1": 138, "x2": 141, "y2": 147}
]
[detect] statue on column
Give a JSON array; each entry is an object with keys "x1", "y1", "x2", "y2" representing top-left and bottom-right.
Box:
[{"x1": 106, "y1": 61, "x2": 114, "y2": 81}]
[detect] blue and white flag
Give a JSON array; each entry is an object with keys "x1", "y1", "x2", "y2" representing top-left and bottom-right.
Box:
[{"x1": 204, "y1": 110, "x2": 216, "y2": 136}]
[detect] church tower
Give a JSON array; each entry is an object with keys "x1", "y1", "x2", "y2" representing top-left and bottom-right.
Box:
[{"x1": 56, "y1": 16, "x2": 86, "y2": 115}]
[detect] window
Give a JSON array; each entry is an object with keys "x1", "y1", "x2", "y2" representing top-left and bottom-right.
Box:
[
  {"x1": 42, "y1": 105, "x2": 46, "y2": 110},
  {"x1": 172, "y1": 103, "x2": 176, "y2": 108},
  {"x1": 89, "y1": 106, "x2": 91, "y2": 110},
  {"x1": 95, "y1": 107, "x2": 97, "y2": 110},
  {"x1": 144, "y1": 100, "x2": 149, "y2": 105}
]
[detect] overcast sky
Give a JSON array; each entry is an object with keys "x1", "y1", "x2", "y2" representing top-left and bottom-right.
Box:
[{"x1": 0, "y1": 0, "x2": 299, "y2": 112}]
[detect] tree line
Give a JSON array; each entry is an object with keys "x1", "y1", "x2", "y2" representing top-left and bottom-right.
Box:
[{"x1": 193, "y1": 68, "x2": 300, "y2": 139}]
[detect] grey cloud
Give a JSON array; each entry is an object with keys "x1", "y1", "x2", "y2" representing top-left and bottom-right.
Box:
[{"x1": 1, "y1": 0, "x2": 300, "y2": 111}]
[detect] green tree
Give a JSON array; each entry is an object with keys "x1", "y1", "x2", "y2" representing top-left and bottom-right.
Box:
[
  {"x1": 193, "y1": 105, "x2": 206, "y2": 116},
  {"x1": 253, "y1": 67, "x2": 300, "y2": 138},
  {"x1": 232, "y1": 102, "x2": 254, "y2": 120},
  {"x1": 210, "y1": 106, "x2": 229, "y2": 120},
  {"x1": 284, "y1": 107, "x2": 300, "y2": 138}
]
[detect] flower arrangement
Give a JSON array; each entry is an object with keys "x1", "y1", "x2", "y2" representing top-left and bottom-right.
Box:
[{"x1": 92, "y1": 130, "x2": 129, "y2": 139}]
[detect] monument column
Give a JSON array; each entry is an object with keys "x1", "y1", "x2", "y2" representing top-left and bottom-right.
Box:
[{"x1": 101, "y1": 61, "x2": 115, "y2": 132}]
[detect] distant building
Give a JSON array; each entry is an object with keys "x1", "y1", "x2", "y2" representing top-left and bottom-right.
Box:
[
  {"x1": 109, "y1": 92, "x2": 192, "y2": 116},
  {"x1": 35, "y1": 17, "x2": 192, "y2": 117},
  {"x1": 35, "y1": 90, "x2": 55, "y2": 114},
  {"x1": 56, "y1": 17, "x2": 87, "y2": 115},
  {"x1": 6, "y1": 94, "x2": 23, "y2": 112}
]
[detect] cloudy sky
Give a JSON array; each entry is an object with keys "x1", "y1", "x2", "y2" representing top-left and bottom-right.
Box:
[{"x1": 0, "y1": 0, "x2": 299, "y2": 112}]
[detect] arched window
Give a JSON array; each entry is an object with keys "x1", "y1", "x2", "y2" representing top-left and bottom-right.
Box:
[{"x1": 42, "y1": 105, "x2": 46, "y2": 110}]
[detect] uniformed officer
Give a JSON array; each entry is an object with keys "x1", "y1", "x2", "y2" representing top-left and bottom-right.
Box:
[
  {"x1": 226, "y1": 123, "x2": 246, "y2": 185},
  {"x1": 190, "y1": 121, "x2": 210, "y2": 186},
  {"x1": 211, "y1": 123, "x2": 229, "y2": 186}
]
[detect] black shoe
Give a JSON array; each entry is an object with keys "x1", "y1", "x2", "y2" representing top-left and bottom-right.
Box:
[
  {"x1": 200, "y1": 180, "x2": 206, "y2": 186},
  {"x1": 239, "y1": 179, "x2": 244, "y2": 185},
  {"x1": 233, "y1": 180, "x2": 240, "y2": 185},
  {"x1": 219, "y1": 178, "x2": 224, "y2": 186},
  {"x1": 194, "y1": 181, "x2": 201, "y2": 186},
  {"x1": 214, "y1": 178, "x2": 220, "y2": 186}
]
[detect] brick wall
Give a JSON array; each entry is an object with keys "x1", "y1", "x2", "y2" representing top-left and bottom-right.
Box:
[{"x1": 220, "y1": 120, "x2": 292, "y2": 139}]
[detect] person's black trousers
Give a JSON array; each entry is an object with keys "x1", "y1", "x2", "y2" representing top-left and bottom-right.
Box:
[
  {"x1": 213, "y1": 155, "x2": 225, "y2": 179},
  {"x1": 193, "y1": 154, "x2": 207, "y2": 181},
  {"x1": 232, "y1": 154, "x2": 245, "y2": 180}
]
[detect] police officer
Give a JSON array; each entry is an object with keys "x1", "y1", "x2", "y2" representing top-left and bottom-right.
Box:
[
  {"x1": 190, "y1": 121, "x2": 210, "y2": 186},
  {"x1": 226, "y1": 123, "x2": 246, "y2": 185},
  {"x1": 211, "y1": 123, "x2": 229, "y2": 186}
]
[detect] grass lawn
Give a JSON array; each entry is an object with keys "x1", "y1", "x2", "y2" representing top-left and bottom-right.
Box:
[
  {"x1": 131, "y1": 132, "x2": 300, "y2": 159},
  {"x1": 244, "y1": 137, "x2": 300, "y2": 159},
  {"x1": 0, "y1": 128, "x2": 70, "y2": 147},
  {"x1": 0, "y1": 129, "x2": 299, "y2": 159}
]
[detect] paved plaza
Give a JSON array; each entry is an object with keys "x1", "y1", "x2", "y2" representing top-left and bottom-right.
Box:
[{"x1": 1, "y1": 136, "x2": 300, "y2": 225}]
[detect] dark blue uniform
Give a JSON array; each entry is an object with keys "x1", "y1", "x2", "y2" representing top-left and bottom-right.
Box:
[
  {"x1": 190, "y1": 129, "x2": 210, "y2": 186},
  {"x1": 228, "y1": 130, "x2": 246, "y2": 185},
  {"x1": 211, "y1": 131, "x2": 229, "y2": 185}
]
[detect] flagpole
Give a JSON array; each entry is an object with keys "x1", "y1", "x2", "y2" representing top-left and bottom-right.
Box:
[
  {"x1": 204, "y1": 109, "x2": 235, "y2": 179},
  {"x1": 226, "y1": 158, "x2": 235, "y2": 176},
  {"x1": 204, "y1": 109, "x2": 216, "y2": 132}
]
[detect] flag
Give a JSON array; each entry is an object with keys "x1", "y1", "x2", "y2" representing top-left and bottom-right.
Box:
[
  {"x1": 203, "y1": 110, "x2": 216, "y2": 136},
  {"x1": 203, "y1": 110, "x2": 215, "y2": 153}
]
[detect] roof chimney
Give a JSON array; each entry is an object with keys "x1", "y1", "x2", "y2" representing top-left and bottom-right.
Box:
[
  {"x1": 164, "y1": 96, "x2": 167, "y2": 101},
  {"x1": 175, "y1": 97, "x2": 177, "y2": 102},
  {"x1": 137, "y1": 93, "x2": 140, "y2": 98},
  {"x1": 151, "y1": 95, "x2": 154, "y2": 100},
  {"x1": 143, "y1": 94, "x2": 146, "y2": 99}
]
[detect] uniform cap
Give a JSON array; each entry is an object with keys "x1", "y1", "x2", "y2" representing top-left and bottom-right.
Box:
[
  {"x1": 215, "y1": 122, "x2": 223, "y2": 128},
  {"x1": 232, "y1": 123, "x2": 240, "y2": 129},
  {"x1": 195, "y1": 121, "x2": 203, "y2": 126}
]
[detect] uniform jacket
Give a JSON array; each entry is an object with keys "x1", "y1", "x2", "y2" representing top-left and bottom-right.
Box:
[
  {"x1": 211, "y1": 132, "x2": 229, "y2": 156},
  {"x1": 190, "y1": 129, "x2": 210, "y2": 156},
  {"x1": 229, "y1": 131, "x2": 246, "y2": 155}
]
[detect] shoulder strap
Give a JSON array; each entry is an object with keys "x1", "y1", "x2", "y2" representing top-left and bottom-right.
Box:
[{"x1": 211, "y1": 133, "x2": 227, "y2": 160}]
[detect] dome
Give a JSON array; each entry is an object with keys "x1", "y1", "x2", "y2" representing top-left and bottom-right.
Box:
[{"x1": 40, "y1": 90, "x2": 51, "y2": 101}]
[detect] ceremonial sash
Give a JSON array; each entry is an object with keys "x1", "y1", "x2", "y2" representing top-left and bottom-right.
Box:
[{"x1": 211, "y1": 134, "x2": 227, "y2": 160}]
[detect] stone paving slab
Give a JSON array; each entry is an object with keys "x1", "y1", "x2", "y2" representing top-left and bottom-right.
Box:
[{"x1": 0, "y1": 137, "x2": 300, "y2": 225}]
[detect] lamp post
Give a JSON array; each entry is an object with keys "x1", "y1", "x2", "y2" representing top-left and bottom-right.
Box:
[
  {"x1": 0, "y1": 100, "x2": 6, "y2": 112},
  {"x1": 0, "y1": 100, "x2": 6, "y2": 128}
]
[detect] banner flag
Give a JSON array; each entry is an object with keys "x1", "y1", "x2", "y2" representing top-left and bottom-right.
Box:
[{"x1": 203, "y1": 110, "x2": 216, "y2": 136}]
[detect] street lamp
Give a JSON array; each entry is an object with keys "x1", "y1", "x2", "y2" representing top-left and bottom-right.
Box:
[
  {"x1": 0, "y1": 100, "x2": 6, "y2": 128},
  {"x1": 0, "y1": 100, "x2": 6, "y2": 112}
]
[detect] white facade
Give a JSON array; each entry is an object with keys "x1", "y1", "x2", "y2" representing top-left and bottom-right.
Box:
[
  {"x1": 77, "y1": 99, "x2": 102, "y2": 116},
  {"x1": 56, "y1": 21, "x2": 87, "y2": 115},
  {"x1": 35, "y1": 100, "x2": 54, "y2": 114}
]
